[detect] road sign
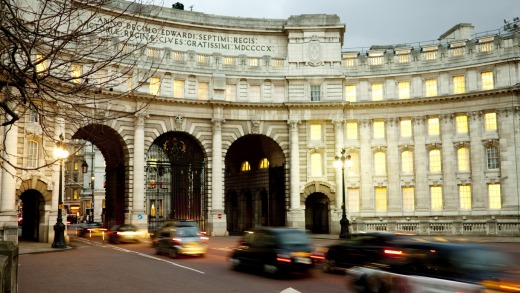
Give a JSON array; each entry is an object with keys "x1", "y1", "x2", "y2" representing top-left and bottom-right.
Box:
[{"x1": 217, "y1": 213, "x2": 222, "y2": 219}]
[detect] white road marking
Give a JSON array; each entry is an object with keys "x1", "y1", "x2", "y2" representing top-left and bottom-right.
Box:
[{"x1": 281, "y1": 288, "x2": 301, "y2": 293}]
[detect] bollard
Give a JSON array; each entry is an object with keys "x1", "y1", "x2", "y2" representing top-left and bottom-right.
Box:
[{"x1": 0, "y1": 241, "x2": 18, "y2": 293}]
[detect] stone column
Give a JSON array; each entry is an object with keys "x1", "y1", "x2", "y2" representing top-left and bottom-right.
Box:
[
  {"x1": 386, "y1": 118, "x2": 400, "y2": 212},
  {"x1": 440, "y1": 114, "x2": 457, "y2": 211},
  {"x1": 287, "y1": 119, "x2": 304, "y2": 229},
  {"x1": 331, "y1": 118, "x2": 344, "y2": 235},
  {"x1": 0, "y1": 121, "x2": 19, "y2": 242},
  {"x1": 131, "y1": 112, "x2": 148, "y2": 230},
  {"x1": 469, "y1": 111, "x2": 486, "y2": 210},
  {"x1": 209, "y1": 115, "x2": 227, "y2": 236},
  {"x1": 49, "y1": 117, "x2": 65, "y2": 244},
  {"x1": 413, "y1": 116, "x2": 429, "y2": 214}
]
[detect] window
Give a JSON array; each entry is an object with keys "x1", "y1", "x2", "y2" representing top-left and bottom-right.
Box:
[
  {"x1": 150, "y1": 77, "x2": 161, "y2": 95},
  {"x1": 481, "y1": 71, "x2": 494, "y2": 90},
  {"x1": 484, "y1": 112, "x2": 497, "y2": 131},
  {"x1": 486, "y1": 145, "x2": 500, "y2": 169},
  {"x1": 369, "y1": 55, "x2": 383, "y2": 66},
  {"x1": 310, "y1": 153, "x2": 322, "y2": 177},
  {"x1": 375, "y1": 187, "x2": 387, "y2": 211},
  {"x1": 28, "y1": 107, "x2": 38, "y2": 123},
  {"x1": 248, "y1": 58, "x2": 258, "y2": 67},
  {"x1": 425, "y1": 79, "x2": 437, "y2": 97},
  {"x1": 71, "y1": 64, "x2": 82, "y2": 83},
  {"x1": 348, "y1": 188, "x2": 360, "y2": 213},
  {"x1": 272, "y1": 59, "x2": 284, "y2": 67},
  {"x1": 344, "y1": 58, "x2": 355, "y2": 67},
  {"x1": 349, "y1": 152, "x2": 360, "y2": 175},
  {"x1": 226, "y1": 84, "x2": 236, "y2": 101},
  {"x1": 73, "y1": 189, "x2": 79, "y2": 200},
  {"x1": 73, "y1": 161, "x2": 78, "y2": 171},
  {"x1": 373, "y1": 120, "x2": 385, "y2": 139},
  {"x1": 35, "y1": 54, "x2": 47, "y2": 75},
  {"x1": 479, "y1": 42, "x2": 493, "y2": 53},
  {"x1": 311, "y1": 85, "x2": 320, "y2": 101},
  {"x1": 259, "y1": 158, "x2": 269, "y2": 169},
  {"x1": 240, "y1": 161, "x2": 251, "y2": 172},
  {"x1": 346, "y1": 121, "x2": 358, "y2": 140},
  {"x1": 173, "y1": 51, "x2": 184, "y2": 61},
  {"x1": 456, "y1": 115, "x2": 468, "y2": 134},
  {"x1": 398, "y1": 81, "x2": 410, "y2": 99},
  {"x1": 198, "y1": 82, "x2": 209, "y2": 99},
  {"x1": 374, "y1": 151, "x2": 386, "y2": 175},
  {"x1": 223, "y1": 56, "x2": 235, "y2": 65},
  {"x1": 402, "y1": 187, "x2": 415, "y2": 211},
  {"x1": 424, "y1": 50, "x2": 437, "y2": 61},
  {"x1": 345, "y1": 85, "x2": 356, "y2": 102},
  {"x1": 430, "y1": 186, "x2": 443, "y2": 210},
  {"x1": 428, "y1": 117, "x2": 440, "y2": 136},
  {"x1": 457, "y1": 147, "x2": 470, "y2": 172},
  {"x1": 174, "y1": 80, "x2": 185, "y2": 98},
  {"x1": 400, "y1": 118, "x2": 412, "y2": 138},
  {"x1": 148, "y1": 48, "x2": 159, "y2": 58},
  {"x1": 401, "y1": 150, "x2": 414, "y2": 173},
  {"x1": 27, "y1": 141, "x2": 38, "y2": 168},
  {"x1": 198, "y1": 54, "x2": 208, "y2": 63},
  {"x1": 429, "y1": 149, "x2": 442, "y2": 172},
  {"x1": 310, "y1": 124, "x2": 322, "y2": 141},
  {"x1": 453, "y1": 75, "x2": 465, "y2": 94},
  {"x1": 459, "y1": 185, "x2": 472, "y2": 210},
  {"x1": 397, "y1": 54, "x2": 410, "y2": 63},
  {"x1": 488, "y1": 183, "x2": 501, "y2": 209},
  {"x1": 372, "y1": 83, "x2": 383, "y2": 101}
]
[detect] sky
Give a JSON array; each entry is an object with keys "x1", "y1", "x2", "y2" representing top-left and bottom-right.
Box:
[{"x1": 150, "y1": 0, "x2": 520, "y2": 50}]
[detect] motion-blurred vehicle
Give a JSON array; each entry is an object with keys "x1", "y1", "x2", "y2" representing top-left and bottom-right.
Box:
[
  {"x1": 346, "y1": 241, "x2": 520, "y2": 292},
  {"x1": 150, "y1": 220, "x2": 198, "y2": 247},
  {"x1": 154, "y1": 226, "x2": 208, "y2": 258},
  {"x1": 314, "y1": 231, "x2": 415, "y2": 273},
  {"x1": 108, "y1": 224, "x2": 141, "y2": 244},
  {"x1": 229, "y1": 227, "x2": 313, "y2": 277},
  {"x1": 77, "y1": 222, "x2": 106, "y2": 237}
]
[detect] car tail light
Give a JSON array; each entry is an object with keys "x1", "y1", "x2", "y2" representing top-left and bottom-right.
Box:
[
  {"x1": 172, "y1": 237, "x2": 182, "y2": 245},
  {"x1": 276, "y1": 254, "x2": 292, "y2": 263},
  {"x1": 201, "y1": 236, "x2": 209, "y2": 244},
  {"x1": 311, "y1": 254, "x2": 325, "y2": 261},
  {"x1": 384, "y1": 249, "x2": 403, "y2": 255}
]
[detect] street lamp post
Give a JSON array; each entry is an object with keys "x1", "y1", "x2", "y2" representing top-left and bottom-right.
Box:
[
  {"x1": 52, "y1": 135, "x2": 69, "y2": 248},
  {"x1": 90, "y1": 175, "x2": 95, "y2": 223},
  {"x1": 334, "y1": 148, "x2": 351, "y2": 239}
]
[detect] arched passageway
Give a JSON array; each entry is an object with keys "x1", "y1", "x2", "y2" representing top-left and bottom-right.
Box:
[
  {"x1": 305, "y1": 192, "x2": 330, "y2": 234},
  {"x1": 225, "y1": 134, "x2": 286, "y2": 235},
  {"x1": 19, "y1": 190, "x2": 44, "y2": 241}
]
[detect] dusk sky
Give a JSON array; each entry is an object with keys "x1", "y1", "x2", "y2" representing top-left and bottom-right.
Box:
[{"x1": 150, "y1": 0, "x2": 520, "y2": 50}]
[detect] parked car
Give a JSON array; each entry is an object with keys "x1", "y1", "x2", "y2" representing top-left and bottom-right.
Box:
[
  {"x1": 346, "y1": 241, "x2": 520, "y2": 292},
  {"x1": 150, "y1": 220, "x2": 198, "y2": 247},
  {"x1": 77, "y1": 222, "x2": 106, "y2": 237},
  {"x1": 229, "y1": 227, "x2": 313, "y2": 277},
  {"x1": 154, "y1": 226, "x2": 208, "y2": 258},
  {"x1": 315, "y1": 231, "x2": 416, "y2": 273},
  {"x1": 108, "y1": 224, "x2": 141, "y2": 244}
]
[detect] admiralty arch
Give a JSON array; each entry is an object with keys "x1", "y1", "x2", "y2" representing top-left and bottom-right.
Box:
[{"x1": 4, "y1": 0, "x2": 520, "y2": 244}]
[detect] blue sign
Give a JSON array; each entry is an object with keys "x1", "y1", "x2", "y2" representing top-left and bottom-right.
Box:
[{"x1": 137, "y1": 214, "x2": 143, "y2": 220}]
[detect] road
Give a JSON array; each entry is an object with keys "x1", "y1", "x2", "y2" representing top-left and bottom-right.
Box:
[{"x1": 19, "y1": 235, "x2": 348, "y2": 293}]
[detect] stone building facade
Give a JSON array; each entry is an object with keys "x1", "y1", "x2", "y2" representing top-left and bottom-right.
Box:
[{"x1": 3, "y1": 1, "x2": 520, "y2": 244}]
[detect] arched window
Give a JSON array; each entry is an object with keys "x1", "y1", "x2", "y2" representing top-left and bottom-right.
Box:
[
  {"x1": 240, "y1": 161, "x2": 251, "y2": 172},
  {"x1": 259, "y1": 158, "x2": 269, "y2": 169}
]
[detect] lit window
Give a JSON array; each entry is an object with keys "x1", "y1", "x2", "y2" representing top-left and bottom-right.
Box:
[
  {"x1": 35, "y1": 54, "x2": 47, "y2": 75},
  {"x1": 484, "y1": 112, "x2": 497, "y2": 131},
  {"x1": 198, "y1": 54, "x2": 208, "y2": 63},
  {"x1": 397, "y1": 53, "x2": 410, "y2": 63},
  {"x1": 400, "y1": 118, "x2": 412, "y2": 138},
  {"x1": 429, "y1": 149, "x2": 442, "y2": 172},
  {"x1": 223, "y1": 57, "x2": 235, "y2": 65},
  {"x1": 424, "y1": 50, "x2": 437, "y2": 61},
  {"x1": 450, "y1": 46, "x2": 464, "y2": 57},
  {"x1": 148, "y1": 48, "x2": 159, "y2": 58},
  {"x1": 457, "y1": 147, "x2": 470, "y2": 172},
  {"x1": 372, "y1": 83, "x2": 383, "y2": 101},
  {"x1": 174, "y1": 80, "x2": 185, "y2": 98},
  {"x1": 375, "y1": 187, "x2": 387, "y2": 211},
  {"x1": 226, "y1": 84, "x2": 236, "y2": 101},
  {"x1": 486, "y1": 145, "x2": 500, "y2": 169},
  {"x1": 481, "y1": 71, "x2": 494, "y2": 90},
  {"x1": 249, "y1": 58, "x2": 258, "y2": 67},
  {"x1": 346, "y1": 121, "x2": 358, "y2": 140},
  {"x1": 459, "y1": 185, "x2": 472, "y2": 210},
  {"x1": 73, "y1": 190, "x2": 78, "y2": 200},
  {"x1": 71, "y1": 64, "x2": 82, "y2": 83},
  {"x1": 311, "y1": 85, "x2": 320, "y2": 101},
  {"x1": 310, "y1": 124, "x2": 322, "y2": 141},
  {"x1": 345, "y1": 85, "x2": 356, "y2": 102},
  {"x1": 310, "y1": 153, "x2": 322, "y2": 177},
  {"x1": 488, "y1": 183, "x2": 501, "y2": 209},
  {"x1": 369, "y1": 55, "x2": 383, "y2": 66},
  {"x1": 479, "y1": 42, "x2": 493, "y2": 53},
  {"x1": 402, "y1": 187, "x2": 415, "y2": 211},
  {"x1": 348, "y1": 188, "x2": 360, "y2": 212},
  {"x1": 348, "y1": 152, "x2": 359, "y2": 175},
  {"x1": 240, "y1": 161, "x2": 251, "y2": 172},
  {"x1": 453, "y1": 75, "x2": 465, "y2": 94},
  {"x1": 401, "y1": 150, "x2": 414, "y2": 173},
  {"x1": 173, "y1": 51, "x2": 184, "y2": 61},
  {"x1": 456, "y1": 115, "x2": 468, "y2": 134},
  {"x1": 74, "y1": 161, "x2": 79, "y2": 171},
  {"x1": 430, "y1": 186, "x2": 443, "y2": 210},
  {"x1": 344, "y1": 58, "x2": 355, "y2": 67},
  {"x1": 425, "y1": 79, "x2": 437, "y2": 97},
  {"x1": 27, "y1": 141, "x2": 38, "y2": 168},
  {"x1": 259, "y1": 158, "x2": 269, "y2": 169},
  {"x1": 428, "y1": 117, "x2": 440, "y2": 136},
  {"x1": 198, "y1": 82, "x2": 209, "y2": 99},
  {"x1": 373, "y1": 120, "x2": 385, "y2": 139},
  {"x1": 374, "y1": 151, "x2": 386, "y2": 175},
  {"x1": 398, "y1": 81, "x2": 410, "y2": 99},
  {"x1": 150, "y1": 77, "x2": 161, "y2": 95},
  {"x1": 272, "y1": 59, "x2": 284, "y2": 67}
]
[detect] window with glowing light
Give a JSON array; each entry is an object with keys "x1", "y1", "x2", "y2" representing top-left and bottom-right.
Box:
[
  {"x1": 457, "y1": 147, "x2": 470, "y2": 172},
  {"x1": 398, "y1": 81, "x2": 410, "y2": 99},
  {"x1": 430, "y1": 186, "x2": 443, "y2": 210},
  {"x1": 428, "y1": 117, "x2": 440, "y2": 136},
  {"x1": 429, "y1": 149, "x2": 442, "y2": 172},
  {"x1": 374, "y1": 152, "x2": 386, "y2": 175},
  {"x1": 456, "y1": 115, "x2": 468, "y2": 134},
  {"x1": 150, "y1": 77, "x2": 161, "y2": 95},
  {"x1": 459, "y1": 185, "x2": 472, "y2": 210},
  {"x1": 402, "y1": 187, "x2": 415, "y2": 211},
  {"x1": 346, "y1": 121, "x2": 358, "y2": 140},
  {"x1": 425, "y1": 79, "x2": 437, "y2": 97},
  {"x1": 481, "y1": 71, "x2": 494, "y2": 90},
  {"x1": 453, "y1": 75, "x2": 465, "y2": 94},
  {"x1": 198, "y1": 82, "x2": 209, "y2": 100},
  {"x1": 400, "y1": 118, "x2": 412, "y2": 138},
  {"x1": 375, "y1": 187, "x2": 387, "y2": 211},
  {"x1": 372, "y1": 83, "x2": 383, "y2": 101},
  {"x1": 348, "y1": 188, "x2": 360, "y2": 213},
  {"x1": 484, "y1": 112, "x2": 497, "y2": 131},
  {"x1": 310, "y1": 153, "x2": 322, "y2": 177},
  {"x1": 345, "y1": 85, "x2": 356, "y2": 102},
  {"x1": 259, "y1": 158, "x2": 269, "y2": 169},
  {"x1": 174, "y1": 80, "x2": 185, "y2": 98},
  {"x1": 373, "y1": 120, "x2": 385, "y2": 139},
  {"x1": 488, "y1": 184, "x2": 501, "y2": 209},
  {"x1": 401, "y1": 150, "x2": 414, "y2": 173},
  {"x1": 240, "y1": 161, "x2": 251, "y2": 172}
]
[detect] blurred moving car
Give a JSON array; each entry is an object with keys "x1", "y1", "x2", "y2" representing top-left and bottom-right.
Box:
[
  {"x1": 150, "y1": 220, "x2": 198, "y2": 247},
  {"x1": 315, "y1": 232, "x2": 415, "y2": 273},
  {"x1": 154, "y1": 226, "x2": 208, "y2": 258},
  {"x1": 229, "y1": 227, "x2": 313, "y2": 277},
  {"x1": 346, "y1": 241, "x2": 520, "y2": 292},
  {"x1": 108, "y1": 224, "x2": 141, "y2": 244},
  {"x1": 77, "y1": 222, "x2": 106, "y2": 237}
]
